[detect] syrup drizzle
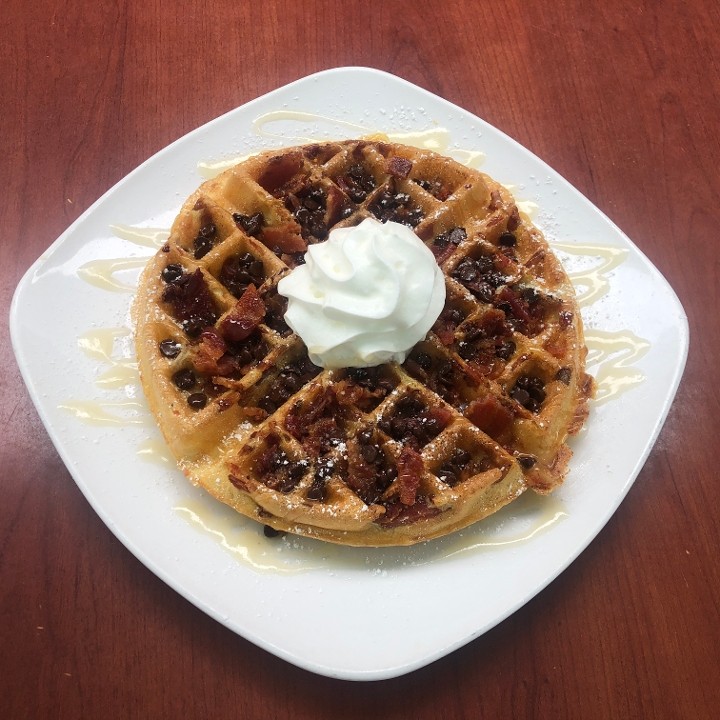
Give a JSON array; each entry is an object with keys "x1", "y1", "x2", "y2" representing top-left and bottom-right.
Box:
[
  {"x1": 584, "y1": 329, "x2": 650, "y2": 404},
  {"x1": 552, "y1": 241, "x2": 630, "y2": 307},
  {"x1": 174, "y1": 491, "x2": 568, "y2": 574}
]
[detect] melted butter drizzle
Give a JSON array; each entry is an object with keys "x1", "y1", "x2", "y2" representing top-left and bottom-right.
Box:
[
  {"x1": 60, "y1": 327, "x2": 142, "y2": 425},
  {"x1": 77, "y1": 257, "x2": 147, "y2": 292},
  {"x1": 110, "y1": 224, "x2": 169, "y2": 249},
  {"x1": 58, "y1": 400, "x2": 146, "y2": 425},
  {"x1": 173, "y1": 491, "x2": 567, "y2": 574},
  {"x1": 584, "y1": 329, "x2": 650, "y2": 404},
  {"x1": 76, "y1": 227, "x2": 168, "y2": 292},
  {"x1": 551, "y1": 242, "x2": 629, "y2": 307},
  {"x1": 137, "y1": 438, "x2": 173, "y2": 466}
]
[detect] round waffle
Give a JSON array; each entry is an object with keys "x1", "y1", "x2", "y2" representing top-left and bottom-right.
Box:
[{"x1": 133, "y1": 140, "x2": 594, "y2": 546}]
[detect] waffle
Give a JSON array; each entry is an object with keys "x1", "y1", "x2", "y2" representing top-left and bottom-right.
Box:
[{"x1": 133, "y1": 139, "x2": 594, "y2": 546}]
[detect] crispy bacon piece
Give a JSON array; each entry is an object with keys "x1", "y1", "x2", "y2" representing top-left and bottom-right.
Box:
[
  {"x1": 324, "y1": 184, "x2": 348, "y2": 227},
  {"x1": 261, "y1": 223, "x2": 308, "y2": 254},
  {"x1": 219, "y1": 284, "x2": 266, "y2": 343},
  {"x1": 387, "y1": 156, "x2": 412, "y2": 178},
  {"x1": 346, "y1": 438, "x2": 377, "y2": 500},
  {"x1": 433, "y1": 306, "x2": 463, "y2": 346},
  {"x1": 466, "y1": 395, "x2": 515, "y2": 441},
  {"x1": 257, "y1": 152, "x2": 304, "y2": 193},
  {"x1": 396, "y1": 446, "x2": 424, "y2": 506},
  {"x1": 285, "y1": 387, "x2": 344, "y2": 456},
  {"x1": 192, "y1": 329, "x2": 234, "y2": 376},
  {"x1": 161, "y1": 268, "x2": 218, "y2": 333},
  {"x1": 378, "y1": 500, "x2": 440, "y2": 527}
]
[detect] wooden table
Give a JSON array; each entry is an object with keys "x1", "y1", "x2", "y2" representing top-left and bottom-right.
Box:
[{"x1": 3, "y1": 0, "x2": 719, "y2": 717}]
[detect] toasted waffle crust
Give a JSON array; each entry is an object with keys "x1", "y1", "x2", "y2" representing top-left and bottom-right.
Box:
[{"x1": 134, "y1": 140, "x2": 593, "y2": 546}]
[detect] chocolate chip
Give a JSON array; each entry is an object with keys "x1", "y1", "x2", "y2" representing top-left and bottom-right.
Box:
[
  {"x1": 510, "y1": 375, "x2": 546, "y2": 412},
  {"x1": 187, "y1": 392, "x2": 207, "y2": 410},
  {"x1": 233, "y1": 212, "x2": 264, "y2": 236},
  {"x1": 498, "y1": 231, "x2": 516, "y2": 247},
  {"x1": 495, "y1": 340, "x2": 516, "y2": 360},
  {"x1": 161, "y1": 264, "x2": 183, "y2": 283},
  {"x1": 159, "y1": 339, "x2": 182, "y2": 358},
  {"x1": 172, "y1": 368, "x2": 196, "y2": 391},
  {"x1": 517, "y1": 454, "x2": 537, "y2": 469},
  {"x1": 263, "y1": 525, "x2": 283, "y2": 538},
  {"x1": 555, "y1": 367, "x2": 572, "y2": 384}
]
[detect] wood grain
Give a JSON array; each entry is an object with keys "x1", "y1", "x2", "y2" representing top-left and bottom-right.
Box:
[{"x1": 2, "y1": 0, "x2": 719, "y2": 717}]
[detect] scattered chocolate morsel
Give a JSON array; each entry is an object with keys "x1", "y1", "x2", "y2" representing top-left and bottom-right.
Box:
[
  {"x1": 495, "y1": 339, "x2": 516, "y2": 360},
  {"x1": 307, "y1": 458, "x2": 334, "y2": 501},
  {"x1": 232, "y1": 212, "x2": 264, "y2": 237},
  {"x1": 287, "y1": 186, "x2": 328, "y2": 239},
  {"x1": 193, "y1": 222, "x2": 217, "y2": 259},
  {"x1": 161, "y1": 264, "x2": 184, "y2": 283},
  {"x1": 257, "y1": 357, "x2": 321, "y2": 413},
  {"x1": 161, "y1": 243, "x2": 170, "y2": 253},
  {"x1": 187, "y1": 392, "x2": 208, "y2": 410},
  {"x1": 433, "y1": 226, "x2": 467, "y2": 249},
  {"x1": 263, "y1": 525, "x2": 284, "y2": 538},
  {"x1": 498, "y1": 231, "x2": 516, "y2": 247},
  {"x1": 412, "y1": 351, "x2": 433, "y2": 371},
  {"x1": 219, "y1": 253, "x2": 265, "y2": 298},
  {"x1": 555, "y1": 367, "x2": 572, "y2": 384},
  {"x1": 414, "y1": 177, "x2": 451, "y2": 200},
  {"x1": 339, "y1": 163, "x2": 377, "y2": 203},
  {"x1": 159, "y1": 339, "x2": 182, "y2": 358},
  {"x1": 161, "y1": 268, "x2": 219, "y2": 337},
  {"x1": 510, "y1": 375, "x2": 546, "y2": 413},
  {"x1": 369, "y1": 182, "x2": 424, "y2": 227},
  {"x1": 172, "y1": 368, "x2": 196, "y2": 391},
  {"x1": 517, "y1": 454, "x2": 537, "y2": 469},
  {"x1": 451, "y1": 256, "x2": 507, "y2": 302},
  {"x1": 437, "y1": 448, "x2": 473, "y2": 486}
]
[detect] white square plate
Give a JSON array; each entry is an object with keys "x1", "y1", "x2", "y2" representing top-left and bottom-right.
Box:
[{"x1": 10, "y1": 68, "x2": 688, "y2": 680}]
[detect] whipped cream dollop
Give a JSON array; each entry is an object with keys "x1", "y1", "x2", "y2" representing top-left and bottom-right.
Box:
[{"x1": 277, "y1": 217, "x2": 446, "y2": 369}]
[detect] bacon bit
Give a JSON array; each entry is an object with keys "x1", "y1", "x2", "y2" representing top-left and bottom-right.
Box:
[
  {"x1": 220, "y1": 285, "x2": 266, "y2": 343},
  {"x1": 466, "y1": 395, "x2": 515, "y2": 440},
  {"x1": 285, "y1": 387, "x2": 342, "y2": 455},
  {"x1": 493, "y1": 250, "x2": 518, "y2": 277},
  {"x1": 426, "y1": 405, "x2": 454, "y2": 431},
  {"x1": 261, "y1": 223, "x2": 308, "y2": 254},
  {"x1": 387, "y1": 156, "x2": 413, "y2": 178},
  {"x1": 257, "y1": 152, "x2": 304, "y2": 193},
  {"x1": 161, "y1": 268, "x2": 218, "y2": 330},
  {"x1": 489, "y1": 190, "x2": 503, "y2": 211},
  {"x1": 324, "y1": 184, "x2": 348, "y2": 227},
  {"x1": 496, "y1": 286, "x2": 533, "y2": 326},
  {"x1": 239, "y1": 406, "x2": 268, "y2": 423},
  {"x1": 544, "y1": 332, "x2": 569, "y2": 358},
  {"x1": 228, "y1": 472, "x2": 251, "y2": 492},
  {"x1": 377, "y1": 500, "x2": 440, "y2": 527},
  {"x1": 396, "y1": 446, "x2": 424, "y2": 506},
  {"x1": 507, "y1": 205, "x2": 521, "y2": 231},
  {"x1": 192, "y1": 329, "x2": 227, "y2": 375},
  {"x1": 433, "y1": 307, "x2": 461, "y2": 346},
  {"x1": 431, "y1": 243, "x2": 456, "y2": 265},
  {"x1": 346, "y1": 439, "x2": 376, "y2": 498},
  {"x1": 525, "y1": 249, "x2": 546, "y2": 268}
]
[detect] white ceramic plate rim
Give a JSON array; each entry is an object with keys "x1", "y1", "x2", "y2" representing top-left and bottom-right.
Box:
[{"x1": 10, "y1": 67, "x2": 689, "y2": 680}]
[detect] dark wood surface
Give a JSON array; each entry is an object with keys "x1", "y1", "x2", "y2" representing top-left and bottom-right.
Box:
[{"x1": 2, "y1": 1, "x2": 719, "y2": 717}]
